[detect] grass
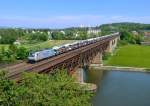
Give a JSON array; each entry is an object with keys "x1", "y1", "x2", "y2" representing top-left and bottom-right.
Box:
[
  {"x1": 0, "y1": 40, "x2": 77, "y2": 52},
  {"x1": 22, "y1": 40, "x2": 77, "y2": 51},
  {"x1": 105, "y1": 45, "x2": 150, "y2": 68}
]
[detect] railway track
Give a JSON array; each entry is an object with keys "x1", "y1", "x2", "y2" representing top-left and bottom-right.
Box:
[{"x1": 3, "y1": 35, "x2": 119, "y2": 81}]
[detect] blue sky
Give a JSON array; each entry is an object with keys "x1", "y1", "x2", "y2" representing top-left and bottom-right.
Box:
[{"x1": 0, "y1": 0, "x2": 150, "y2": 28}]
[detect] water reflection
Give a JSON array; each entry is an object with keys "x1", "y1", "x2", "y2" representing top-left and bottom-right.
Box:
[
  {"x1": 84, "y1": 68, "x2": 150, "y2": 106},
  {"x1": 84, "y1": 68, "x2": 105, "y2": 85}
]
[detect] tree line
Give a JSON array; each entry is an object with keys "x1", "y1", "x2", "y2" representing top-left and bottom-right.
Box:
[
  {"x1": 100, "y1": 22, "x2": 148, "y2": 44},
  {"x1": 0, "y1": 23, "x2": 150, "y2": 45},
  {"x1": 0, "y1": 27, "x2": 101, "y2": 45},
  {"x1": 0, "y1": 29, "x2": 49, "y2": 44}
]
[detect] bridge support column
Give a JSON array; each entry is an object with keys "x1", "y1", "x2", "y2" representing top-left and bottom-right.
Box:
[
  {"x1": 106, "y1": 37, "x2": 119, "y2": 53},
  {"x1": 73, "y1": 68, "x2": 84, "y2": 83},
  {"x1": 91, "y1": 52, "x2": 103, "y2": 66}
]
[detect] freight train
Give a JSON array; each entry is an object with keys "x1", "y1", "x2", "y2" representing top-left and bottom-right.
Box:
[{"x1": 28, "y1": 32, "x2": 119, "y2": 62}]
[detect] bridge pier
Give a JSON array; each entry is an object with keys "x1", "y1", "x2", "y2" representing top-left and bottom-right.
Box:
[
  {"x1": 79, "y1": 68, "x2": 84, "y2": 83},
  {"x1": 106, "y1": 37, "x2": 119, "y2": 53},
  {"x1": 91, "y1": 52, "x2": 103, "y2": 66},
  {"x1": 72, "y1": 67, "x2": 97, "y2": 92}
]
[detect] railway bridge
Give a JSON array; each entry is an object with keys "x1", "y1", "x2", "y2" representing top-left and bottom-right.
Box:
[{"x1": 5, "y1": 33, "x2": 120, "y2": 81}]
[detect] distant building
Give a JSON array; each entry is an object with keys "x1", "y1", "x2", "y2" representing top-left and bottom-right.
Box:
[
  {"x1": 87, "y1": 28, "x2": 101, "y2": 35},
  {"x1": 47, "y1": 31, "x2": 51, "y2": 35},
  {"x1": 48, "y1": 31, "x2": 52, "y2": 40},
  {"x1": 144, "y1": 31, "x2": 150, "y2": 37},
  {"x1": 60, "y1": 31, "x2": 65, "y2": 34},
  {"x1": 75, "y1": 32, "x2": 80, "y2": 37},
  {"x1": 132, "y1": 31, "x2": 139, "y2": 35},
  {"x1": 25, "y1": 30, "x2": 29, "y2": 34},
  {"x1": 32, "y1": 30, "x2": 36, "y2": 34},
  {"x1": 141, "y1": 30, "x2": 150, "y2": 45}
]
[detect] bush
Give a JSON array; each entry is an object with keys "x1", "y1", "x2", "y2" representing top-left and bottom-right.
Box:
[
  {"x1": 0, "y1": 29, "x2": 25, "y2": 44},
  {"x1": 103, "y1": 52, "x2": 111, "y2": 60},
  {"x1": 120, "y1": 31, "x2": 144, "y2": 45},
  {"x1": 28, "y1": 32, "x2": 48, "y2": 41},
  {"x1": 0, "y1": 53, "x2": 3, "y2": 62},
  {"x1": 0, "y1": 36, "x2": 16, "y2": 44},
  {"x1": 0, "y1": 45, "x2": 29, "y2": 62},
  {"x1": 16, "y1": 46, "x2": 29, "y2": 60},
  {"x1": 0, "y1": 70, "x2": 93, "y2": 106},
  {"x1": 9, "y1": 45, "x2": 17, "y2": 54}
]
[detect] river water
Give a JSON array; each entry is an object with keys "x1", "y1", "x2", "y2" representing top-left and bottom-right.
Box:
[{"x1": 84, "y1": 68, "x2": 150, "y2": 106}]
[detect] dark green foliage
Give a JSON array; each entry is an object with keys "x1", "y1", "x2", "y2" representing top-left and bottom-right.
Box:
[
  {"x1": 9, "y1": 45, "x2": 18, "y2": 54},
  {"x1": 51, "y1": 27, "x2": 88, "y2": 40},
  {"x1": 65, "y1": 30, "x2": 75, "y2": 40},
  {"x1": 28, "y1": 32, "x2": 48, "y2": 41},
  {"x1": 0, "y1": 45, "x2": 29, "y2": 62},
  {"x1": 0, "y1": 29, "x2": 25, "y2": 44},
  {"x1": 16, "y1": 46, "x2": 29, "y2": 60},
  {"x1": 100, "y1": 22, "x2": 149, "y2": 44},
  {"x1": 120, "y1": 31, "x2": 135, "y2": 44},
  {"x1": 0, "y1": 70, "x2": 93, "y2": 106},
  {"x1": 0, "y1": 35, "x2": 16, "y2": 44},
  {"x1": 0, "y1": 71, "x2": 17, "y2": 106},
  {"x1": 51, "y1": 31, "x2": 65, "y2": 40},
  {"x1": 120, "y1": 31, "x2": 144, "y2": 44},
  {"x1": 0, "y1": 45, "x2": 17, "y2": 62},
  {"x1": 77, "y1": 31, "x2": 88, "y2": 40},
  {"x1": 100, "y1": 22, "x2": 150, "y2": 34},
  {"x1": 103, "y1": 52, "x2": 111, "y2": 60}
]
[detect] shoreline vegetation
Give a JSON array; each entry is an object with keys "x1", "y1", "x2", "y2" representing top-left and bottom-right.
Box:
[
  {"x1": 90, "y1": 65, "x2": 150, "y2": 73},
  {"x1": 0, "y1": 70, "x2": 93, "y2": 105}
]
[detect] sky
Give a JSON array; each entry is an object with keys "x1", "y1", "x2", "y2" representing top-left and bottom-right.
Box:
[{"x1": 0, "y1": 0, "x2": 150, "y2": 28}]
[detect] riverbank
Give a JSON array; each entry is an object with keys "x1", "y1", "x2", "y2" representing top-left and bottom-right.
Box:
[
  {"x1": 90, "y1": 65, "x2": 150, "y2": 73},
  {"x1": 105, "y1": 45, "x2": 150, "y2": 68}
]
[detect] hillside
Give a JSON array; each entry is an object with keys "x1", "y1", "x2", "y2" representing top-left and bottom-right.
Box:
[{"x1": 99, "y1": 22, "x2": 150, "y2": 35}]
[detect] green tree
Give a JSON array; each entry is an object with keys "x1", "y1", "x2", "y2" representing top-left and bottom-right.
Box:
[
  {"x1": 0, "y1": 70, "x2": 93, "y2": 106},
  {"x1": 28, "y1": 32, "x2": 48, "y2": 41},
  {"x1": 51, "y1": 31, "x2": 65, "y2": 40},
  {"x1": 9, "y1": 45, "x2": 18, "y2": 54},
  {"x1": 0, "y1": 71, "x2": 17, "y2": 105},
  {"x1": 0, "y1": 29, "x2": 25, "y2": 44},
  {"x1": 38, "y1": 33, "x2": 48, "y2": 41},
  {"x1": 16, "y1": 46, "x2": 28, "y2": 60}
]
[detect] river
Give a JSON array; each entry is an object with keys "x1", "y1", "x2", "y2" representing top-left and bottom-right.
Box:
[{"x1": 84, "y1": 68, "x2": 150, "y2": 106}]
